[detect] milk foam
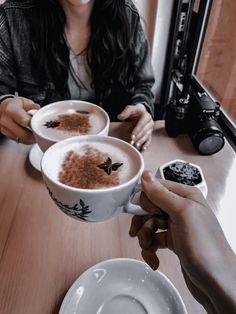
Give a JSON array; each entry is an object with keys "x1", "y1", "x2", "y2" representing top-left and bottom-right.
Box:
[
  {"x1": 43, "y1": 140, "x2": 140, "y2": 189},
  {"x1": 63, "y1": 142, "x2": 139, "y2": 186},
  {"x1": 35, "y1": 107, "x2": 106, "y2": 141}
]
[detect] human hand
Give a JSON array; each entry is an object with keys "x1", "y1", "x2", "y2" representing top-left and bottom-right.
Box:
[
  {"x1": 117, "y1": 103, "x2": 154, "y2": 151},
  {"x1": 0, "y1": 96, "x2": 40, "y2": 144},
  {"x1": 130, "y1": 171, "x2": 236, "y2": 313}
]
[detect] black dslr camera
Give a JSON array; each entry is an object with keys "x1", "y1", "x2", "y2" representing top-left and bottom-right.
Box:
[{"x1": 165, "y1": 92, "x2": 225, "y2": 155}]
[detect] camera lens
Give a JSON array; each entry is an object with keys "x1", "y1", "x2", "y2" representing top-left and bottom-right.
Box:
[
  {"x1": 198, "y1": 133, "x2": 225, "y2": 155},
  {"x1": 191, "y1": 125, "x2": 225, "y2": 155}
]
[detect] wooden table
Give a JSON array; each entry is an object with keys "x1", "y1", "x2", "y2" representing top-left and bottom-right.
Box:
[{"x1": 0, "y1": 122, "x2": 235, "y2": 314}]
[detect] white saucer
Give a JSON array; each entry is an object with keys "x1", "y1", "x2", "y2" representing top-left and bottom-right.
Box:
[
  {"x1": 28, "y1": 144, "x2": 44, "y2": 172},
  {"x1": 59, "y1": 258, "x2": 187, "y2": 314}
]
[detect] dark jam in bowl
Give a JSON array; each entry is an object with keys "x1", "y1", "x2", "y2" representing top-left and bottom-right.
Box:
[{"x1": 163, "y1": 161, "x2": 202, "y2": 186}]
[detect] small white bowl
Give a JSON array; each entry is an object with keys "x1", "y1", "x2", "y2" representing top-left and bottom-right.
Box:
[{"x1": 156, "y1": 159, "x2": 208, "y2": 198}]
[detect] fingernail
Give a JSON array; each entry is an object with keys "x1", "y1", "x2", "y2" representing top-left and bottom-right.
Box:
[
  {"x1": 143, "y1": 146, "x2": 147, "y2": 151},
  {"x1": 142, "y1": 171, "x2": 155, "y2": 182},
  {"x1": 132, "y1": 134, "x2": 136, "y2": 139},
  {"x1": 130, "y1": 140, "x2": 134, "y2": 145},
  {"x1": 136, "y1": 142, "x2": 140, "y2": 147}
]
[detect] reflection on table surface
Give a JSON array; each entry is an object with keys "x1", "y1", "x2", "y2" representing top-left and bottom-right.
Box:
[{"x1": 0, "y1": 121, "x2": 235, "y2": 314}]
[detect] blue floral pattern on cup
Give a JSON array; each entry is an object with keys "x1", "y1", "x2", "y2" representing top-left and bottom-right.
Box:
[{"x1": 47, "y1": 187, "x2": 92, "y2": 221}]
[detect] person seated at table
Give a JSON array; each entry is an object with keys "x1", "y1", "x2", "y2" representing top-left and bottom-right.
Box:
[
  {"x1": 130, "y1": 171, "x2": 236, "y2": 314},
  {"x1": 0, "y1": 0, "x2": 154, "y2": 150}
]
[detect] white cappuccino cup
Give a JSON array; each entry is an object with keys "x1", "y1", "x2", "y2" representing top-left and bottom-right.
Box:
[
  {"x1": 29, "y1": 100, "x2": 110, "y2": 152},
  {"x1": 41, "y1": 135, "x2": 146, "y2": 222}
]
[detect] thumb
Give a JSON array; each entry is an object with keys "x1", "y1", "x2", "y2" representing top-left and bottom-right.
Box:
[
  {"x1": 13, "y1": 98, "x2": 40, "y2": 127},
  {"x1": 117, "y1": 105, "x2": 135, "y2": 120},
  {"x1": 141, "y1": 171, "x2": 193, "y2": 219}
]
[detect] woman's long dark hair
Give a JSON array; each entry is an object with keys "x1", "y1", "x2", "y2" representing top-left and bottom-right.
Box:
[{"x1": 29, "y1": 0, "x2": 137, "y2": 101}]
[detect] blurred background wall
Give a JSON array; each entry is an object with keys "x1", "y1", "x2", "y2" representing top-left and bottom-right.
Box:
[{"x1": 134, "y1": 0, "x2": 174, "y2": 104}]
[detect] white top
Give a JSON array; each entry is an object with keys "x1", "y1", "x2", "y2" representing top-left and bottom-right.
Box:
[{"x1": 68, "y1": 50, "x2": 95, "y2": 101}]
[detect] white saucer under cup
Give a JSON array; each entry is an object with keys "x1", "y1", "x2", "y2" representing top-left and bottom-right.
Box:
[
  {"x1": 28, "y1": 144, "x2": 44, "y2": 172},
  {"x1": 59, "y1": 258, "x2": 187, "y2": 314}
]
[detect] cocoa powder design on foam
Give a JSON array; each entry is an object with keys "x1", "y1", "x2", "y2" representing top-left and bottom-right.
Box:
[
  {"x1": 43, "y1": 111, "x2": 91, "y2": 134},
  {"x1": 59, "y1": 146, "x2": 123, "y2": 189},
  {"x1": 58, "y1": 112, "x2": 90, "y2": 134}
]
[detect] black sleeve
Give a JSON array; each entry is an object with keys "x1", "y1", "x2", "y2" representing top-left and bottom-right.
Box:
[{"x1": 0, "y1": 6, "x2": 17, "y2": 96}]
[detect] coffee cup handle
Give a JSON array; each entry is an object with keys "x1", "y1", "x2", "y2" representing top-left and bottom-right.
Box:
[
  {"x1": 26, "y1": 109, "x2": 38, "y2": 131},
  {"x1": 123, "y1": 184, "x2": 147, "y2": 216}
]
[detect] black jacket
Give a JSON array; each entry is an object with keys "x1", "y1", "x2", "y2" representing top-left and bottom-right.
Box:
[{"x1": 0, "y1": 0, "x2": 155, "y2": 121}]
